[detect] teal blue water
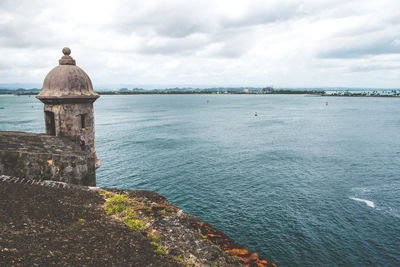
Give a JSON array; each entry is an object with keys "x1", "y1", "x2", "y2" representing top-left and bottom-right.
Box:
[{"x1": 1, "y1": 94, "x2": 400, "y2": 266}]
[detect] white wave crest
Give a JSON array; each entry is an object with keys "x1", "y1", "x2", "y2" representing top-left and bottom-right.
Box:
[{"x1": 350, "y1": 197, "x2": 375, "y2": 208}]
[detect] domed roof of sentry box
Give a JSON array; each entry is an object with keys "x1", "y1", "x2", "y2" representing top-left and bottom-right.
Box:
[{"x1": 36, "y1": 47, "x2": 99, "y2": 104}]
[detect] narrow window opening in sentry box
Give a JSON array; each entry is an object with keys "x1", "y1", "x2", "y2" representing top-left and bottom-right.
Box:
[
  {"x1": 80, "y1": 114, "x2": 86, "y2": 129},
  {"x1": 45, "y1": 111, "x2": 55, "y2": 135}
]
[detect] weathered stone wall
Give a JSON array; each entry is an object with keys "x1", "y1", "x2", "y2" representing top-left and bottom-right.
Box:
[
  {"x1": 0, "y1": 131, "x2": 96, "y2": 186},
  {"x1": 44, "y1": 103, "x2": 96, "y2": 155},
  {"x1": 0, "y1": 151, "x2": 95, "y2": 186}
]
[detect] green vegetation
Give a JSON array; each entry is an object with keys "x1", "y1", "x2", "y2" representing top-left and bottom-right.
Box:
[
  {"x1": 99, "y1": 90, "x2": 206, "y2": 95},
  {"x1": 147, "y1": 232, "x2": 162, "y2": 240},
  {"x1": 198, "y1": 233, "x2": 208, "y2": 239},
  {"x1": 101, "y1": 191, "x2": 198, "y2": 262},
  {"x1": 124, "y1": 217, "x2": 148, "y2": 232},
  {"x1": 0, "y1": 88, "x2": 40, "y2": 95},
  {"x1": 271, "y1": 89, "x2": 325, "y2": 94},
  {"x1": 151, "y1": 241, "x2": 169, "y2": 255},
  {"x1": 101, "y1": 192, "x2": 148, "y2": 232},
  {"x1": 3, "y1": 87, "x2": 400, "y2": 96},
  {"x1": 97, "y1": 88, "x2": 325, "y2": 95},
  {"x1": 104, "y1": 193, "x2": 131, "y2": 215},
  {"x1": 171, "y1": 256, "x2": 183, "y2": 262},
  {"x1": 324, "y1": 90, "x2": 400, "y2": 97}
]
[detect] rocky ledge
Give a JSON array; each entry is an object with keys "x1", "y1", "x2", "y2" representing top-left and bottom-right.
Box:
[{"x1": 0, "y1": 175, "x2": 275, "y2": 266}]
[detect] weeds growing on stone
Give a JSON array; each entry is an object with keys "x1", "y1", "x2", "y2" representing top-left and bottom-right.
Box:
[
  {"x1": 101, "y1": 192, "x2": 148, "y2": 232},
  {"x1": 172, "y1": 256, "x2": 183, "y2": 262},
  {"x1": 100, "y1": 191, "x2": 182, "y2": 261},
  {"x1": 124, "y1": 217, "x2": 148, "y2": 232},
  {"x1": 151, "y1": 241, "x2": 168, "y2": 255},
  {"x1": 198, "y1": 233, "x2": 207, "y2": 239},
  {"x1": 187, "y1": 259, "x2": 195, "y2": 265},
  {"x1": 147, "y1": 232, "x2": 162, "y2": 240},
  {"x1": 104, "y1": 193, "x2": 131, "y2": 215}
]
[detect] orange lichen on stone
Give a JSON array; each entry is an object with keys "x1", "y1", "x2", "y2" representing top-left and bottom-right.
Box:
[
  {"x1": 249, "y1": 253, "x2": 259, "y2": 260},
  {"x1": 227, "y1": 248, "x2": 250, "y2": 255},
  {"x1": 195, "y1": 221, "x2": 276, "y2": 267},
  {"x1": 207, "y1": 234, "x2": 221, "y2": 237},
  {"x1": 238, "y1": 256, "x2": 250, "y2": 263}
]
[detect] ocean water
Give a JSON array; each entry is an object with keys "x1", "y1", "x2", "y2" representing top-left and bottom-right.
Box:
[{"x1": 1, "y1": 94, "x2": 400, "y2": 266}]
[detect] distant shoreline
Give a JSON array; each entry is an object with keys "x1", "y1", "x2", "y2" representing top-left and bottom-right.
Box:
[
  {"x1": 98, "y1": 90, "x2": 324, "y2": 95},
  {"x1": 321, "y1": 94, "x2": 400, "y2": 98},
  {"x1": 0, "y1": 90, "x2": 324, "y2": 96},
  {"x1": 1, "y1": 91, "x2": 400, "y2": 97}
]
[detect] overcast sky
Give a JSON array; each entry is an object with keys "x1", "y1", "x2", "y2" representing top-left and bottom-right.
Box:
[{"x1": 1, "y1": 0, "x2": 400, "y2": 88}]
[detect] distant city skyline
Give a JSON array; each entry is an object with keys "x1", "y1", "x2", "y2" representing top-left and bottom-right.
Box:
[
  {"x1": 1, "y1": 83, "x2": 398, "y2": 92},
  {"x1": 1, "y1": 0, "x2": 399, "y2": 88}
]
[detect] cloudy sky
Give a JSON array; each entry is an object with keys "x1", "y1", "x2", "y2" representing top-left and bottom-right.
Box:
[{"x1": 1, "y1": 0, "x2": 400, "y2": 88}]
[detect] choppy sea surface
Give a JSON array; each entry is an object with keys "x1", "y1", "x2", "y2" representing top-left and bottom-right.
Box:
[{"x1": 1, "y1": 94, "x2": 400, "y2": 266}]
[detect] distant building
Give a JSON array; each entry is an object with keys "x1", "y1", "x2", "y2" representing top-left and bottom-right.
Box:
[
  {"x1": 243, "y1": 88, "x2": 249, "y2": 93},
  {"x1": 0, "y1": 48, "x2": 100, "y2": 186},
  {"x1": 261, "y1": 86, "x2": 274, "y2": 94}
]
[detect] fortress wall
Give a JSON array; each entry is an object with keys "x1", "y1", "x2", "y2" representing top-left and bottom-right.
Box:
[
  {"x1": 0, "y1": 131, "x2": 96, "y2": 186},
  {"x1": 0, "y1": 150, "x2": 95, "y2": 186}
]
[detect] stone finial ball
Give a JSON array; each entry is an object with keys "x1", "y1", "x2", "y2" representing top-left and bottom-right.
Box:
[{"x1": 62, "y1": 47, "x2": 71, "y2": 56}]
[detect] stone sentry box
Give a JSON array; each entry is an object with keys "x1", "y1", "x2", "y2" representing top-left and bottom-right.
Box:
[{"x1": 0, "y1": 48, "x2": 100, "y2": 186}]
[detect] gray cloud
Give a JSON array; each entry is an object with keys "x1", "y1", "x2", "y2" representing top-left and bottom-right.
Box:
[
  {"x1": 0, "y1": 0, "x2": 400, "y2": 87},
  {"x1": 219, "y1": 2, "x2": 304, "y2": 28},
  {"x1": 111, "y1": 1, "x2": 213, "y2": 38},
  {"x1": 136, "y1": 36, "x2": 209, "y2": 55},
  {"x1": 318, "y1": 41, "x2": 400, "y2": 58},
  {"x1": 350, "y1": 64, "x2": 400, "y2": 73},
  {"x1": 317, "y1": 27, "x2": 400, "y2": 58},
  {"x1": 0, "y1": 0, "x2": 62, "y2": 49}
]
